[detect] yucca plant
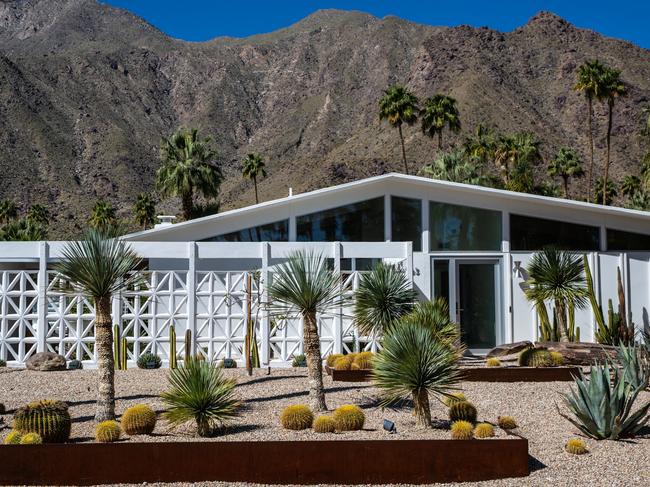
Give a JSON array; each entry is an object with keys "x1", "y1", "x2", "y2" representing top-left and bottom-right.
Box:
[
  {"x1": 399, "y1": 298, "x2": 459, "y2": 346},
  {"x1": 372, "y1": 321, "x2": 462, "y2": 427},
  {"x1": 616, "y1": 343, "x2": 650, "y2": 391},
  {"x1": 353, "y1": 262, "x2": 416, "y2": 337},
  {"x1": 558, "y1": 363, "x2": 650, "y2": 440},
  {"x1": 161, "y1": 358, "x2": 240, "y2": 437}
]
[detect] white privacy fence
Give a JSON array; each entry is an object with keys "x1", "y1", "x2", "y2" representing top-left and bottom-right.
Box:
[{"x1": 0, "y1": 241, "x2": 412, "y2": 367}]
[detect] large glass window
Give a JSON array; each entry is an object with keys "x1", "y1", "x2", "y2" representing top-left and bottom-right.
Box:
[
  {"x1": 391, "y1": 196, "x2": 422, "y2": 251},
  {"x1": 202, "y1": 220, "x2": 289, "y2": 242},
  {"x1": 607, "y1": 228, "x2": 650, "y2": 251},
  {"x1": 296, "y1": 197, "x2": 384, "y2": 242},
  {"x1": 510, "y1": 214, "x2": 599, "y2": 251},
  {"x1": 429, "y1": 201, "x2": 502, "y2": 251}
]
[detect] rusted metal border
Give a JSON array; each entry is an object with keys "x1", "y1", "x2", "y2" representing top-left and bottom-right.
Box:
[{"x1": 0, "y1": 438, "x2": 529, "y2": 485}]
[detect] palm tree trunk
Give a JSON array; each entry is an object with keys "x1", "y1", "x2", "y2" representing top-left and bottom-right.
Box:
[
  {"x1": 438, "y1": 131, "x2": 442, "y2": 151},
  {"x1": 563, "y1": 176, "x2": 569, "y2": 198},
  {"x1": 303, "y1": 311, "x2": 327, "y2": 411},
  {"x1": 555, "y1": 299, "x2": 569, "y2": 343},
  {"x1": 94, "y1": 295, "x2": 116, "y2": 421},
  {"x1": 413, "y1": 389, "x2": 432, "y2": 427},
  {"x1": 398, "y1": 124, "x2": 408, "y2": 175},
  {"x1": 587, "y1": 96, "x2": 594, "y2": 200},
  {"x1": 181, "y1": 190, "x2": 194, "y2": 221},
  {"x1": 603, "y1": 101, "x2": 613, "y2": 205},
  {"x1": 253, "y1": 176, "x2": 259, "y2": 205}
]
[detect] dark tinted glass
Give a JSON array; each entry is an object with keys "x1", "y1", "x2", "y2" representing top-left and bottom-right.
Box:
[
  {"x1": 391, "y1": 196, "x2": 422, "y2": 251},
  {"x1": 203, "y1": 220, "x2": 289, "y2": 242},
  {"x1": 296, "y1": 197, "x2": 384, "y2": 242},
  {"x1": 510, "y1": 214, "x2": 599, "y2": 251},
  {"x1": 607, "y1": 228, "x2": 650, "y2": 251},
  {"x1": 429, "y1": 201, "x2": 502, "y2": 251}
]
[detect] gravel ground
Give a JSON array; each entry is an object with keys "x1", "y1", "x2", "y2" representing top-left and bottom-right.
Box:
[{"x1": 0, "y1": 367, "x2": 649, "y2": 486}]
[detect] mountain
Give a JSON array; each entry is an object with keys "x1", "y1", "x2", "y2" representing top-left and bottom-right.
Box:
[{"x1": 1, "y1": 1, "x2": 649, "y2": 237}]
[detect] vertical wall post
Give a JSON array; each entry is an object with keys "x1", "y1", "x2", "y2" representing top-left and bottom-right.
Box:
[
  {"x1": 187, "y1": 242, "x2": 197, "y2": 356},
  {"x1": 260, "y1": 242, "x2": 270, "y2": 366},
  {"x1": 333, "y1": 241, "x2": 343, "y2": 354},
  {"x1": 404, "y1": 242, "x2": 413, "y2": 288},
  {"x1": 37, "y1": 241, "x2": 48, "y2": 353},
  {"x1": 384, "y1": 195, "x2": 391, "y2": 242}
]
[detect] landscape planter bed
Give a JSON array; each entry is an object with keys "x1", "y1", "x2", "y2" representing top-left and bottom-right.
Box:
[
  {"x1": 325, "y1": 364, "x2": 580, "y2": 382},
  {"x1": 0, "y1": 438, "x2": 529, "y2": 485}
]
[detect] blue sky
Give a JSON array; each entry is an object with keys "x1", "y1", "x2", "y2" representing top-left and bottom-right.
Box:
[{"x1": 102, "y1": 1, "x2": 650, "y2": 48}]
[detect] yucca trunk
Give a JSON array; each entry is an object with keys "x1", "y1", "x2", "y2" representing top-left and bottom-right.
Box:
[
  {"x1": 303, "y1": 311, "x2": 327, "y2": 411},
  {"x1": 555, "y1": 299, "x2": 569, "y2": 343},
  {"x1": 94, "y1": 295, "x2": 116, "y2": 421},
  {"x1": 398, "y1": 124, "x2": 408, "y2": 175},
  {"x1": 603, "y1": 101, "x2": 613, "y2": 205},
  {"x1": 413, "y1": 389, "x2": 432, "y2": 427},
  {"x1": 587, "y1": 96, "x2": 595, "y2": 199}
]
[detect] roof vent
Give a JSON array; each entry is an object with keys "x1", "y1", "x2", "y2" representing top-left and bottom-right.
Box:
[{"x1": 155, "y1": 215, "x2": 176, "y2": 228}]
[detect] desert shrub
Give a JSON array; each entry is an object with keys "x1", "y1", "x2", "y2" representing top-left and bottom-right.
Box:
[
  {"x1": 13, "y1": 399, "x2": 71, "y2": 443},
  {"x1": 137, "y1": 352, "x2": 162, "y2": 369},
  {"x1": 449, "y1": 401, "x2": 478, "y2": 423},
  {"x1": 333, "y1": 355, "x2": 354, "y2": 370},
  {"x1": 450, "y1": 420, "x2": 473, "y2": 440},
  {"x1": 497, "y1": 416, "x2": 518, "y2": 430},
  {"x1": 95, "y1": 420, "x2": 121, "y2": 443},
  {"x1": 0, "y1": 359, "x2": 6, "y2": 367},
  {"x1": 312, "y1": 415, "x2": 336, "y2": 433},
  {"x1": 352, "y1": 351, "x2": 374, "y2": 370},
  {"x1": 280, "y1": 405, "x2": 313, "y2": 430},
  {"x1": 518, "y1": 347, "x2": 553, "y2": 367},
  {"x1": 565, "y1": 438, "x2": 588, "y2": 455},
  {"x1": 220, "y1": 358, "x2": 237, "y2": 369},
  {"x1": 558, "y1": 363, "x2": 650, "y2": 440},
  {"x1": 161, "y1": 358, "x2": 240, "y2": 437},
  {"x1": 443, "y1": 392, "x2": 467, "y2": 407},
  {"x1": 474, "y1": 422, "x2": 495, "y2": 438},
  {"x1": 486, "y1": 357, "x2": 501, "y2": 367},
  {"x1": 332, "y1": 404, "x2": 365, "y2": 431},
  {"x1": 19, "y1": 432, "x2": 42, "y2": 444},
  {"x1": 326, "y1": 354, "x2": 344, "y2": 367},
  {"x1": 67, "y1": 359, "x2": 83, "y2": 370},
  {"x1": 122, "y1": 404, "x2": 156, "y2": 435},
  {"x1": 292, "y1": 354, "x2": 307, "y2": 367}
]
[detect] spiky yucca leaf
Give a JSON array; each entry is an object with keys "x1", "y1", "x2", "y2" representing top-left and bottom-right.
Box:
[{"x1": 399, "y1": 298, "x2": 459, "y2": 345}]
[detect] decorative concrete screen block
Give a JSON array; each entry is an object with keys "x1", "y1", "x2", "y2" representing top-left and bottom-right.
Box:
[{"x1": 0, "y1": 271, "x2": 39, "y2": 363}]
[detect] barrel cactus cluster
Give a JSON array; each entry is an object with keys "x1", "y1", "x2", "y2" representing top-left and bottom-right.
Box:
[
  {"x1": 280, "y1": 404, "x2": 314, "y2": 430},
  {"x1": 12, "y1": 399, "x2": 71, "y2": 443},
  {"x1": 326, "y1": 352, "x2": 375, "y2": 371},
  {"x1": 95, "y1": 420, "x2": 122, "y2": 443},
  {"x1": 518, "y1": 346, "x2": 564, "y2": 367},
  {"x1": 449, "y1": 400, "x2": 478, "y2": 423},
  {"x1": 332, "y1": 404, "x2": 365, "y2": 431},
  {"x1": 122, "y1": 404, "x2": 157, "y2": 435},
  {"x1": 312, "y1": 415, "x2": 336, "y2": 433}
]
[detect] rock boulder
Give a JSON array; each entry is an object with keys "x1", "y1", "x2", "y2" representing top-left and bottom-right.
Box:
[{"x1": 26, "y1": 352, "x2": 67, "y2": 371}]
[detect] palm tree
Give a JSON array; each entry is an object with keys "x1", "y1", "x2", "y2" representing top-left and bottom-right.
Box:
[
  {"x1": 267, "y1": 250, "x2": 343, "y2": 411},
  {"x1": 494, "y1": 132, "x2": 541, "y2": 192},
  {"x1": 524, "y1": 248, "x2": 588, "y2": 343},
  {"x1": 420, "y1": 94, "x2": 461, "y2": 151},
  {"x1": 55, "y1": 228, "x2": 142, "y2": 420},
  {"x1": 241, "y1": 153, "x2": 267, "y2": 204},
  {"x1": 600, "y1": 67, "x2": 626, "y2": 205},
  {"x1": 0, "y1": 219, "x2": 47, "y2": 241},
  {"x1": 378, "y1": 85, "x2": 419, "y2": 174},
  {"x1": 574, "y1": 60, "x2": 608, "y2": 198},
  {"x1": 0, "y1": 199, "x2": 18, "y2": 224},
  {"x1": 26, "y1": 204, "x2": 49, "y2": 226},
  {"x1": 353, "y1": 262, "x2": 416, "y2": 337},
  {"x1": 621, "y1": 175, "x2": 641, "y2": 198},
  {"x1": 593, "y1": 177, "x2": 617, "y2": 205},
  {"x1": 157, "y1": 128, "x2": 223, "y2": 221},
  {"x1": 463, "y1": 123, "x2": 496, "y2": 166},
  {"x1": 89, "y1": 201, "x2": 117, "y2": 231},
  {"x1": 420, "y1": 149, "x2": 486, "y2": 186},
  {"x1": 133, "y1": 193, "x2": 156, "y2": 230},
  {"x1": 547, "y1": 148, "x2": 585, "y2": 198}
]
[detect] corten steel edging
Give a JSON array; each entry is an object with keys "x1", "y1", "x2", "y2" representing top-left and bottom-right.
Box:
[
  {"x1": 0, "y1": 438, "x2": 529, "y2": 485},
  {"x1": 325, "y1": 365, "x2": 373, "y2": 382}
]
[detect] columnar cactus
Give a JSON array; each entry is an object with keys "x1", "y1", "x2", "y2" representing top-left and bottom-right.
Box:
[
  {"x1": 13, "y1": 399, "x2": 71, "y2": 443},
  {"x1": 169, "y1": 326, "x2": 177, "y2": 370},
  {"x1": 121, "y1": 337, "x2": 128, "y2": 370},
  {"x1": 113, "y1": 324, "x2": 121, "y2": 370},
  {"x1": 184, "y1": 329, "x2": 192, "y2": 363},
  {"x1": 121, "y1": 404, "x2": 156, "y2": 435}
]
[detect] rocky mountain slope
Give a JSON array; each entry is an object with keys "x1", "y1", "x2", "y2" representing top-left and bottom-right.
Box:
[{"x1": 1, "y1": 1, "x2": 649, "y2": 237}]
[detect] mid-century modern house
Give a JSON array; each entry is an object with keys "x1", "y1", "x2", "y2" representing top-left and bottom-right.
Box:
[{"x1": 1, "y1": 173, "x2": 649, "y2": 367}]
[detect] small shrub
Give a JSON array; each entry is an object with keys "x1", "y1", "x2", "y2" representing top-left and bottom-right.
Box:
[
  {"x1": 352, "y1": 351, "x2": 374, "y2": 370},
  {"x1": 449, "y1": 401, "x2": 477, "y2": 423},
  {"x1": 13, "y1": 399, "x2": 71, "y2": 443},
  {"x1": 137, "y1": 352, "x2": 162, "y2": 369},
  {"x1": 450, "y1": 420, "x2": 473, "y2": 440},
  {"x1": 0, "y1": 359, "x2": 6, "y2": 367},
  {"x1": 333, "y1": 355, "x2": 354, "y2": 370},
  {"x1": 95, "y1": 420, "x2": 121, "y2": 443},
  {"x1": 280, "y1": 405, "x2": 313, "y2": 430},
  {"x1": 291, "y1": 354, "x2": 307, "y2": 368},
  {"x1": 19, "y1": 432, "x2": 43, "y2": 444},
  {"x1": 443, "y1": 392, "x2": 467, "y2": 407},
  {"x1": 486, "y1": 357, "x2": 501, "y2": 367},
  {"x1": 565, "y1": 438, "x2": 588, "y2": 455},
  {"x1": 67, "y1": 359, "x2": 83, "y2": 370},
  {"x1": 4, "y1": 431, "x2": 22, "y2": 444},
  {"x1": 313, "y1": 415, "x2": 336, "y2": 433},
  {"x1": 122, "y1": 404, "x2": 156, "y2": 435},
  {"x1": 220, "y1": 358, "x2": 237, "y2": 369},
  {"x1": 550, "y1": 351, "x2": 564, "y2": 366},
  {"x1": 497, "y1": 415, "x2": 518, "y2": 430},
  {"x1": 518, "y1": 347, "x2": 552, "y2": 367},
  {"x1": 326, "y1": 354, "x2": 344, "y2": 367},
  {"x1": 474, "y1": 422, "x2": 495, "y2": 438},
  {"x1": 333, "y1": 404, "x2": 365, "y2": 431}
]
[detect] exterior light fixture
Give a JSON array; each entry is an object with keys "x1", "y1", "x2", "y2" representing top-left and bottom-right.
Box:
[{"x1": 383, "y1": 419, "x2": 397, "y2": 434}]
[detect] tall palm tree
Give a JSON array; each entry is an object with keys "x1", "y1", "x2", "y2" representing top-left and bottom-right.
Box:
[
  {"x1": 267, "y1": 250, "x2": 343, "y2": 411},
  {"x1": 494, "y1": 132, "x2": 541, "y2": 192},
  {"x1": 0, "y1": 199, "x2": 18, "y2": 224},
  {"x1": 89, "y1": 201, "x2": 117, "y2": 231},
  {"x1": 547, "y1": 148, "x2": 585, "y2": 198},
  {"x1": 593, "y1": 177, "x2": 617, "y2": 205},
  {"x1": 241, "y1": 153, "x2": 267, "y2": 204},
  {"x1": 420, "y1": 94, "x2": 461, "y2": 150},
  {"x1": 55, "y1": 228, "x2": 142, "y2": 421},
  {"x1": 26, "y1": 204, "x2": 49, "y2": 226},
  {"x1": 621, "y1": 175, "x2": 641, "y2": 198},
  {"x1": 525, "y1": 248, "x2": 588, "y2": 343},
  {"x1": 462, "y1": 123, "x2": 496, "y2": 166},
  {"x1": 600, "y1": 67, "x2": 626, "y2": 205},
  {"x1": 378, "y1": 85, "x2": 419, "y2": 175},
  {"x1": 133, "y1": 193, "x2": 156, "y2": 230},
  {"x1": 574, "y1": 60, "x2": 607, "y2": 199},
  {"x1": 157, "y1": 128, "x2": 223, "y2": 221},
  {"x1": 419, "y1": 150, "x2": 486, "y2": 186}
]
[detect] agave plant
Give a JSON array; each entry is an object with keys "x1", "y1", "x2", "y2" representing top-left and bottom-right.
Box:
[
  {"x1": 161, "y1": 359, "x2": 240, "y2": 437},
  {"x1": 558, "y1": 363, "x2": 650, "y2": 440},
  {"x1": 372, "y1": 321, "x2": 462, "y2": 427},
  {"x1": 399, "y1": 298, "x2": 459, "y2": 346},
  {"x1": 353, "y1": 262, "x2": 416, "y2": 337},
  {"x1": 616, "y1": 343, "x2": 650, "y2": 391}
]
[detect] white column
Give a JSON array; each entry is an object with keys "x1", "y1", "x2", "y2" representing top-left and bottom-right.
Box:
[
  {"x1": 599, "y1": 226, "x2": 607, "y2": 252},
  {"x1": 260, "y1": 242, "x2": 271, "y2": 366},
  {"x1": 384, "y1": 195, "x2": 391, "y2": 242},
  {"x1": 421, "y1": 199, "x2": 430, "y2": 253},
  {"x1": 333, "y1": 242, "x2": 343, "y2": 354},
  {"x1": 187, "y1": 242, "x2": 197, "y2": 356},
  {"x1": 289, "y1": 216, "x2": 297, "y2": 241},
  {"x1": 503, "y1": 253, "x2": 513, "y2": 343},
  {"x1": 404, "y1": 242, "x2": 413, "y2": 288},
  {"x1": 501, "y1": 211, "x2": 510, "y2": 253},
  {"x1": 37, "y1": 241, "x2": 48, "y2": 353}
]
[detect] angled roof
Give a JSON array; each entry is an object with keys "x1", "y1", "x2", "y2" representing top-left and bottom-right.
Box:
[{"x1": 123, "y1": 173, "x2": 650, "y2": 241}]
